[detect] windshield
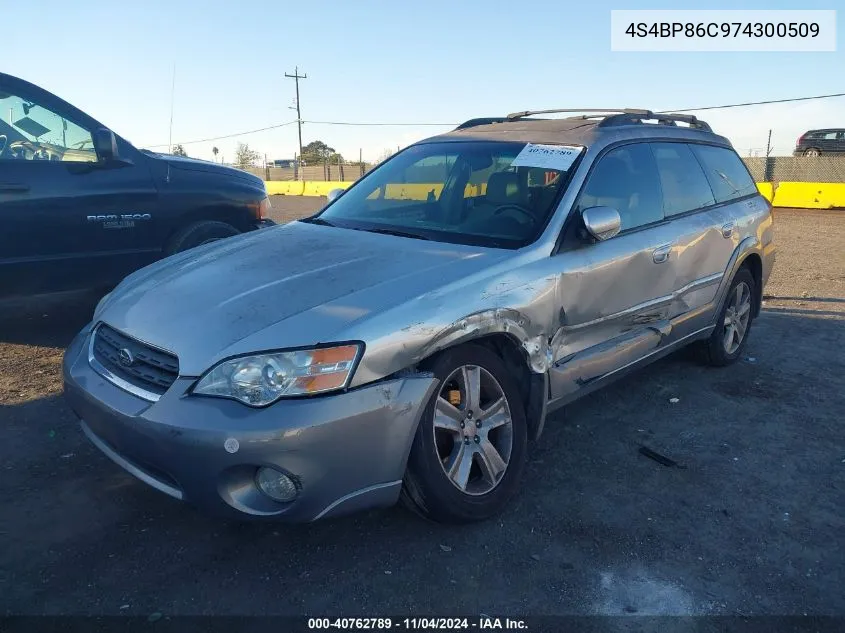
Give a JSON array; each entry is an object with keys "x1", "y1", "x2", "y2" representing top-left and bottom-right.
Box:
[{"x1": 315, "y1": 141, "x2": 581, "y2": 249}]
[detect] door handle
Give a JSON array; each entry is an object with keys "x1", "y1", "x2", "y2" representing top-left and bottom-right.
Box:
[
  {"x1": 0, "y1": 183, "x2": 30, "y2": 193},
  {"x1": 652, "y1": 244, "x2": 672, "y2": 264},
  {"x1": 721, "y1": 221, "x2": 735, "y2": 238}
]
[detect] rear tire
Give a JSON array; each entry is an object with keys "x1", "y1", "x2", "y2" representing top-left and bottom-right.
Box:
[
  {"x1": 698, "y1": 267, "x2": 756, "y2": 367},
  {"x1": 165, "y1": 221, "x2": 239, "y2": 255},
  {"x1": 804, "y1": 148, "x2": 821, "y2": 157},
  {"x1": 401, "y1": 343, "x2": 528, "y2": 523}
]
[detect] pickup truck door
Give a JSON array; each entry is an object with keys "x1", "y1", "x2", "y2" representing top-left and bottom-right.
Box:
[{"x1": 0, "y1": 75, "x2": 159, "y2": 295}]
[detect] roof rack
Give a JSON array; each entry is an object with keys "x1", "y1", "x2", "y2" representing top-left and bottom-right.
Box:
[
  {"x1": 505, "y1": 108, "x2": 712, "y2": 132},
  {"x1": 506, "y1": 108, "x2": 650, "y2": 120},
  {"x1": 599, "y1": 111, "x2": 712, "y2": 131},
  {"x1": 454, "y1": 116, "x2": 546, "y2": 130}
]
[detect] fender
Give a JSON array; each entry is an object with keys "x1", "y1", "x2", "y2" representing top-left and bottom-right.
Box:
[
  {"x1": 711, "y1": 236, "x2": 760, "y2": 325},
  {"x1": 412, "y1": 308, "x2": 552, "y2": 441},
  {"x1": 414, "y1": 307, "x2": 553, "y2": 375}
]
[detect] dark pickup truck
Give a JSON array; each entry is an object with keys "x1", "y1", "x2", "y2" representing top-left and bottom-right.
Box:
[{"x1": 0, "y1": 72, "x2": 272, "y2": 297}]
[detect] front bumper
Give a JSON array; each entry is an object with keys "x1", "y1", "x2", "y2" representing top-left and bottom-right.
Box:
[{"x1": 62, "y1": 327, "x2": 437, "y2": 521}]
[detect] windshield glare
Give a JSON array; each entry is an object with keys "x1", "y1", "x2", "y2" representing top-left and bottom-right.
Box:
[{"x1": 317, "y1": 141, "x2": 579, "y2": 248}]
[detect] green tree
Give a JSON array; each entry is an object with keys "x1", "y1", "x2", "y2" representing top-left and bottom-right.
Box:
[
  {"x1": 234, "y1": 142, "x2": 260, "y2": 168},
  {"x1": 301, "y1": 140, "x2": 343, "y2": 164},
  {"x1": 171, "y1": 144, "x2": 188, "y2": 157}
]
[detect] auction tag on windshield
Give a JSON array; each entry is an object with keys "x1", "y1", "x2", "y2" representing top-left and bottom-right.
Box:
[{"x1": 510, "y1": 144, "x2": 582, "y2": 170}]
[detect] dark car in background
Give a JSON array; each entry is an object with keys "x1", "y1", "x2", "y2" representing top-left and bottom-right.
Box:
[
  {"x1": 794, "y1": 129, "x2": 845, "y2": 157},
  {"x1": 0, "y1": 72, "x2": 272, "y2": 297}
]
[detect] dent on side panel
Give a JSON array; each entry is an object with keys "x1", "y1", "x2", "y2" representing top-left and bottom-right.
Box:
[
  {"x1": 417, "y1": 307, "x2": 554, "y2": 374},
  {"x1": 349, "y1": 261, "x2": 564, "y2": 386},
  {"x1": 712, "y1": 235, "x2": 760, "y2": 321}
]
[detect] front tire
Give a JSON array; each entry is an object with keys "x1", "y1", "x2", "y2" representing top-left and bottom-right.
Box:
[
  {"x1": 699, "y1": 267, "x2": 756, "y2": 367},
  {"x1": 401, "y1": 344, "x2": 528, "y2": 523}
]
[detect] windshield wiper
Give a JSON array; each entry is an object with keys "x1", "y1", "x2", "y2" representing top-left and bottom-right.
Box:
[
  {"x1": 299, "y1": 216, "x2": 336, "y2": 227},
  {"x1": 352, "y1": 227, "x2": 431, "y2": 241}
]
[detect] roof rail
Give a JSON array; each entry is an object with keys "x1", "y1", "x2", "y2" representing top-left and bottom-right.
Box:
[
  {"x1": 505, "y1": 108, "x2": 712, "y2": 132},
  {"x1": 454, "y1": 116, "x2": 547, "y2": 130},
  {"x1": 454, "y1": 117, "x2": 511, "y2": 130},
  {"x1": 506, "y1": 108, "x2": 650, "y2": 120},
  {"x1": 599, "y1": 111, "x2": 712, "y2": 131}
]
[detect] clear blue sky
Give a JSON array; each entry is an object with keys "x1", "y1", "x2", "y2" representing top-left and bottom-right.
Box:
[{"x1": 4, "y1": 0, "x2": 842, "y2": 162}]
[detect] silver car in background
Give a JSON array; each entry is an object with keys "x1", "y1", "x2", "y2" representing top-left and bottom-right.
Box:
[{"x1": 63, "y1": 109, "x2": 775, "y2": 522}]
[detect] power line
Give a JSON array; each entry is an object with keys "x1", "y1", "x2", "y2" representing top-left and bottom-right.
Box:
[
  {"x1": 303, "y1": 120, "x2": 457, "y2": 126},
  {"x1": 144, "y1": 91, "x2": 844, "y2": 149},
  {"x1": 662, "y1": 92, "x2": 845, "y2": 113},
  {"x1": 142, "y1": 119, "x2": 453, "y2": 149},
  {"x1": 145, "y1": 121, "x2": 297, "y2": 148}
]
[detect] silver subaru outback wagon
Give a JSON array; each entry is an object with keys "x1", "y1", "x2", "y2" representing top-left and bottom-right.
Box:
[{"x1": 63, "y1": 109, "x2": 775, "y2": 523}]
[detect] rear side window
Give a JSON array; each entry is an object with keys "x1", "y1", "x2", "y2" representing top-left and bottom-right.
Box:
[
  {"x1": 578, "y1": 143, "x2": 663, "y2": 231},
  {"x1": 650, "y1": 143, "x2": 715, "y2": 216},
  {"x1": 691, "y1": 144, "x2": 758, "y2": 203}
]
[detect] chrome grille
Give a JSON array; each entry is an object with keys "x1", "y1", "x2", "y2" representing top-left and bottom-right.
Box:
[{"x1": 91, "y1": 324, "x2": 179, "y2": 397}]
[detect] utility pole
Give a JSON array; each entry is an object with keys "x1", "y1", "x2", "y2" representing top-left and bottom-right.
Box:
[
  {"x1": 285, "y1": 66, "x2": 307, "y2": 179},
  {"x1": 764, "y1": 129, "x2": 774, "y2": 183}
]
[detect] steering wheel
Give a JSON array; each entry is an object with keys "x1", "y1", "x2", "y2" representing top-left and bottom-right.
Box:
[
  {"x1": 493, "y1": 204, "x2": 536, "y2": 225},
  {"x1": 0, "y1": 135, "x2": 6, "y2": 157}
]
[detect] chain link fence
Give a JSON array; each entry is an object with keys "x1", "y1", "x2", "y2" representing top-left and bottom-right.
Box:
[
  {"x1": 235, "y1": 155, "x2": 845, "y2": 184},
  {"x1": 743, "y1": 156, "x2": 845, "y2": 183},
  {"x1": 239, "y1": 162, "x2": 376, "y2": 182}
]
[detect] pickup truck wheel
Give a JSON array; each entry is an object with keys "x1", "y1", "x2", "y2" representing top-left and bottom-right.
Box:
[
  {"x1": 401, "y1": 344, "x2": 528, "y2": 523},
  {"x1": 165, "y1": 221, "x2": 239, "y2": 255},
  {"x1": 699, "y1": 267, "x2": 756, "y2": 367}
]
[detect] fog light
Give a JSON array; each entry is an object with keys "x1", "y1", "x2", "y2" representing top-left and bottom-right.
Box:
[{"x1": 255, "y1": 467, "x2": 298, "y2": 502}]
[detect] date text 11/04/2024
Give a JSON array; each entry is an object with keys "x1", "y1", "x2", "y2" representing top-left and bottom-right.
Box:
[{"x1": 307, "y1": 617, "x2": 528, "y2": 630}]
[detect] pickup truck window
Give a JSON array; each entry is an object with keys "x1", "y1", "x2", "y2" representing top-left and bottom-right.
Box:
[{"x1": 0, "y1": 92, "x2": 95, "y2": 162}]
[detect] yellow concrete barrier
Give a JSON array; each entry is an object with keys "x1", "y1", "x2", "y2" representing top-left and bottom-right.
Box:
[
  {"x1": 302, "y1": 181, "x2": 354, "y2": 197},
  {"x1": 367, "y1": 183, "x2": 443, "y2": 201},
  {"x1": 265, "y1": 181, "x2": 305, "y2": 196},
  {"x1": 755, "y1": 182, "x2": 773, "y2": 203},
  {"x1": 272, "y1": 179, "x2": 844, "y2": 209},
  {"x1": 771, "y1": 182, "x2": 845, "y2": 209},
  {"x1": 364, "y1": 182, "x2": 487, "y2": 201}
]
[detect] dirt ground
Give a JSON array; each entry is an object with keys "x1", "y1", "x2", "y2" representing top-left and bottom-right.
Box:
[{"x1": 1, "y1": 206, "x2": 843, "y2": 617}]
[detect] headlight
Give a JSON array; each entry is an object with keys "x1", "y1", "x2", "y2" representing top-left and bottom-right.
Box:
[{"x1": 192, "y1": 344, "x2": 362, "y2": 406}]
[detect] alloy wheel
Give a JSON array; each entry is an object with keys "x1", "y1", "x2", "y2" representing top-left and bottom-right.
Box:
[
  {"x1": 723, "y1": 281, "x2": 752, "y2": 355},
  {"x1": 432, "y1": 365, "x2": 513, "y2": 496}
]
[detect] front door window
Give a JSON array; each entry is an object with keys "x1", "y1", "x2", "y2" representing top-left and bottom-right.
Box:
[{"x1": 0, "y1": 92, "x2": 96, "y2": 162}]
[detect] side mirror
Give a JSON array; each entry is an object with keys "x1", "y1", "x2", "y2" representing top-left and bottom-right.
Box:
[
  {"x1": 327, "y1": 188, "x2": 345, "y2": 203},
  {"x1": 581, "y1": 206, "x2": 621, "y2": 241},
  {"x1": 93, "y1": 128, "x2": 118, "y2": 162}
]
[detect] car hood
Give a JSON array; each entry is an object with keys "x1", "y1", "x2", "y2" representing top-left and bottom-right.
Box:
[
  {"x1": 157, "y1": 153, "x2": 264, "y2": 185},
  {"x1": 97, "y1": 222, "x2": 510, "y2": 376}
]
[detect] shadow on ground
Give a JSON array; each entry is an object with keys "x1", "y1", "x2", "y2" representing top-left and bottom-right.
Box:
[
  {"x1": 0, "y1": 290, "x2": 101, "y2": 348},
  {"x1": 1, "y1": 306, "x2": 843, "y2": 616}
]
